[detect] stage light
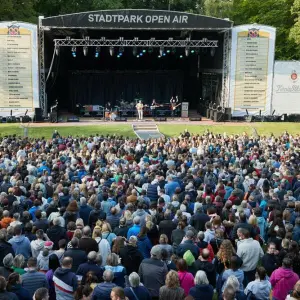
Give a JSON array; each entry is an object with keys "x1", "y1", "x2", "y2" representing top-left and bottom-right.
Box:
[
  {"x1": 137, "y1": 55, "x2": 140, "y2": 58},
  {"x1": 133, "y1": 47, "x2": 137, "y2": 56},
  {"x1": 109, "y1": 47, "x2": 114, "y2": 56},
  {"x1": 71, "y1": 47, "x2": 76, "y2": 58},
  {"x1": 162, "y1": 53, "x2": 166, "y2": 56},
  {"x1": 167, "y1": 50, "x2": 170, "y2": 53},
  {"x1": 159, "y1": 47, "x2": 164, "y2": 57},
  {"x1": 118, "y1": 52, "x2": 123, "y2": 56},
  {"x1": 55, "y1": 47, "x2": 59, "y2": 56},
  {"x1": 83, "y1": 46, "x2": 88, "y2": 56},
  {"x1": 185, "y1": 48, "x2": 190, "y2": 57},
  {"x1": 191, "y1": 49, "x2": 195, "y2": 54},
  {"x1": 117, "y1": 55, "x2": 120, "y2": 58},
  {"x1": 158, "y1": 55, "x2": 161, "y2": 58},
  {"x1": 142, "y1": 49, "x2": 146, "y2": 53},
  {"x1": 139, "y1": 53, "x2": 143, "y2": 56},
  {"x1": 210, "y1": 48, "x2": 216, "y2": 57},
  {"x1": 95, "y1": 47, "x2": 100, "y2": 58},
  {"x1": 180, "y1": 55, "x2": 183, "y2": 58}
]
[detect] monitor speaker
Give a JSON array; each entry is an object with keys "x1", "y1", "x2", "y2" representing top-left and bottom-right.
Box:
[
  {"x1": 6, "y1": 116, "x2": 16, "y2": 123},
  {"x1": 114, "y1": 117, "x2": 127, "y2": 122},
  {"x1": 189, "y1": 117, "x2": 202, "y2": 121},
  {"x1": 213, "y1": 112, "x2": 225, "y2": 122},
  {"x1": 67, "y1": 116, "x2": 80, "y2": 122},
  {"x1": 22, "y1": 116, "x2": 31, "y2": 123},
  {"x1": 154, "y1": 117, "x2": 167, "y2": 122}
]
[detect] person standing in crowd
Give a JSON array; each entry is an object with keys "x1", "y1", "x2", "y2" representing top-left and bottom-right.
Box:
[
  {"x1": 236, "y1": 228, "x2": 264, "y2": 285},
  {"x1": 159, "y1": 270, "x2": 185, "y2": 300},
  {"x1": 124, "y1": 272, "x2": 151, "y2": 300},
  {"x1": 91, "y1": 269, "x2": 116, "y2": 300}
]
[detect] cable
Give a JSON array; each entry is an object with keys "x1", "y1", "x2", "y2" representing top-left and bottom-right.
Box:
[{"x1": 46, "y1": 46, "x2": 57, "y2": 82}]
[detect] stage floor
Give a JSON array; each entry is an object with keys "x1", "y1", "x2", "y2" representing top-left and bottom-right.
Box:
[{"x1": 29, "y1": 116, "x2": 251, "y2": 127}]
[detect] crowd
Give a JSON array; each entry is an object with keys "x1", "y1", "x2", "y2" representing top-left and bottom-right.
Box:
[{"x1": 0, "y1": 129, "x2": 299, "y2": 300}]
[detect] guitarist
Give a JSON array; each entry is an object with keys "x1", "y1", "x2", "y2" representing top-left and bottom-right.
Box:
[
  {"x1": 150, "y1": 99, "x2": 159, "y2": 117},
  {"x1": 170, "y1": 95, "x2": 180, "y2": 117}
]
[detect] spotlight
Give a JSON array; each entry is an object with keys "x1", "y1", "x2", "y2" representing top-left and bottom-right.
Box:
[
  {"x1": 158, "y1": 55, "x2": 161, "y2": 58},
  {"x1": 71, "y1": 47, "x2": 76, "y2": 58},
  {"x1": 166, "y1": 50, "x2": 170, "y2": 53},
  {"x1": 137, "y1": 55, "x2": 140, "y2": 58},
  {"x1": 142, "y1": 49, "x2": 146, "y2": 53},
  {"x1": 185, "y1": 48, "x2": 190, "y2": 57},
  {"x1": 109, "y1": 47, "x2": 114, "y2": 56},
  {"x1": 191, "y1": 50, "x2": 195, "y2": 54},
  {"x1": 117, "y1": 55, "x2": 120, "y2": 58},
  {"x1": 83, "y1": 46, "x2": 88, "y2": 56},
  {"x1": 118, "y1": 52, "x2": 123, "y2": 56},
  {"x1": 162, "y1": 53, "x2": 166, "y2": 56},
  {"x1": 159, "y1": 47, "x2": 164, "y2": 57},
  {"x1": 139, "y1": 53, "x2": 143, "y2": 56},
  {"x1": 133, "y1": 47, "x2": 137, "y2": 56},
  {"x1": 180, "y1": 55, "x2": 183, "y2": 58},
  {"x1": 95, "y1": 47, "x2": 100, "y2": 58},
  {"x1": 55, "y1": 47, "x2": 59, "y2": 56}
]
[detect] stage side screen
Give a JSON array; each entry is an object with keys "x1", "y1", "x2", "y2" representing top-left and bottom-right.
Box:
[
  {"x1": 0, "y1": 21, "x2": 39, "y2": 117},
  {"x1": 228, "y1": 25, "x2": 276, "y2": 117},
  {"x1": 272, "y1": 61, "x2": 300, "y2": 115}
]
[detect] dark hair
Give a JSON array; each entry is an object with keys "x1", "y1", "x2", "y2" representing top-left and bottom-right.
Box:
[
  {"x1": 35, "y1": 210, "x2": 42, "y2": 220},
  {"x1": 14, "y1": 225, "x2": 22, "y2": 236},
  {"x1": 27, "y1": 257, "x2": 37, "y2": 268},
  {"x1": 283, "y1": 257, "x2": 293, "y2": 268},
  {"x1": 34, "y1": 288, "x2": 49, "y2": 300},
  {"x1": 58, "y1": 239, "x2": 67, "y2": 249},
  {"x1": 0, "y1": 276, "x2": 6, "y2": 292},
  {"x1": 256, "y1": 266, "x2": 267, "y2": 280},
  {"x1": 6, "y1": 272, "x2": 20, "y2": 291},
  {"x1": 75, "y1": 284, "x2": 93, "y2": 300},
  {"x1": 176, "y1": 258, "x2": 187, "y2": 271},
  {"x1": 49, "y1": 254, "x2": 60, "y2": 271}
]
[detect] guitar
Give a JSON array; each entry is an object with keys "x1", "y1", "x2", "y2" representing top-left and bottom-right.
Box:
[
  {"x1": 150, "y1": 104, "x2": 162, "y2": 109},
  {"x1": 171, "y1": 103, "x2": 181, "y2": 111}
]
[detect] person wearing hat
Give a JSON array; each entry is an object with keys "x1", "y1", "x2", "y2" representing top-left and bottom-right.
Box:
[
  {"x1": 138, "y1": 245, "x2": 168, "y2": 299},
  {"x1": 176, "y1": 230, "x2": 199, "y2": 260}
]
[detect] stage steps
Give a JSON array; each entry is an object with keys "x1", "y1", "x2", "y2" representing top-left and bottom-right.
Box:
[{"x1": 132, "y1": 123, "x2": 164, "y2": 140}]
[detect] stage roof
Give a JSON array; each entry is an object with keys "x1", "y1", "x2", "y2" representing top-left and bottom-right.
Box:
[{"x1": 41, "y1": 9, "x2": 233, "y2": 31}]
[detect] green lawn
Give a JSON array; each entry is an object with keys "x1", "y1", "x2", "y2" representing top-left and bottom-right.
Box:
[{"x1": 0, "y1": 122, "x2": 299, "y2": 139}]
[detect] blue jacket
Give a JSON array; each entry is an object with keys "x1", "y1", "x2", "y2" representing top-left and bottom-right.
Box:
[
  {"x1": 21, "y1": 270, "x2": 48, "y2": 298},
  {"x1": 137, "y1": 236, "x2": 152, "y2": 259},
  {"x1": 76, "y1": 261, "x2": 103, "y2": 284},
  {"x1": 53, "y1": 267, "x2": 78, "y2": 300},
  {"x1": 146, "y1": 183, "x2": 159, "y2": 202},
  {"x1": 8, "y1": 235, "x2": 31, "y2": 260},
  {"x1": 9, "y1": 284, "x2": 31, "y2": 300},
  {"x1": 92, "y1": 282, "x2": 116, "y2": 300},
  {"x1": 124, "y1": 286, "x2": 151, "y2": 300},
  {"x1": 127, "y1": 224, "x2": 141, "y2": 240},
  {"x1": 79, "y1": 204, "x2": 93, "y2": 225},
  {"x1": 103, "y1": 265, "x2": 126, "y2": 287},
  {"x1": 189, "y1": 284, "x2": 214, "y2": 300},
  {"x1": 164, "y1": 181, "x2": 180, "y2": 199},
  {"x1": 293, "y1": 225, "x2": 300, "y2": 243}
]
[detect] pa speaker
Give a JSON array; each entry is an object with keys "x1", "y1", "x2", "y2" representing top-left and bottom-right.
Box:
[
  {"x1": 7, "y1": 116, "x2": 16, "y2": 123},
  {"x1": 34, "y1": 108, "x2": 43, "y2": 122},
  {"x1": 189, "y1": 117, "x2": 202, "y2": 121},
  {"x1": 154, "y1": 117, "x2": 167, "y2": 122},
  {"x1": 115, "y1": 117, "x2": 127, "y2": 122},
  {"x1": 213, "y1": 112, "x2": 225, "y2": 122}
]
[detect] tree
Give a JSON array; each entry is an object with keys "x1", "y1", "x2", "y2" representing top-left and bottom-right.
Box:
[
  {"x1": 203, "y1": 0, "x2": 233, "y2": 19},
  {"x1": 290, "y1": 0, "x2": 300, "y2": 45},
  {"x1": 231, "y1": 0, "x2": 299, "y2": 60}
]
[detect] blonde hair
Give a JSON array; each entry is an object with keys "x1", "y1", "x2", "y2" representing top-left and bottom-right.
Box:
[
  {"x1": 92, "y1": 226, "x2": 101, "y2": 239},
  {"x1": 102, "y1": 222, "x2": 112, "y2": 233},
  {"x1": 248, "y1": 215, "x2": 257, "y2": 226},
  {"x1": 217, "y1": 240, "x2": 235, "y2": 264},
  {"x1": 165, "y1": 270, "x2": 180, "y2": 288}
]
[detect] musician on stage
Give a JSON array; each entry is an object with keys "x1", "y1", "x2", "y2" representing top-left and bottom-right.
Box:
[
  {"x1": 136, "y1": 100, "x2": 144, "y2": 120},
  {"x1": 170, "y1": 96, "x2": 180, "y2": 118},
  {"x1": 105, "y1": 102, "x2": 112, "y2": 111},
  {"x1": 151, "y1": 99, "x2": 158, "y2": 117}
]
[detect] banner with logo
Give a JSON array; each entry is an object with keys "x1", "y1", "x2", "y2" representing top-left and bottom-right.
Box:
[
  {"x1": 272, "y1": 61, "x2": 300, "y2": 115},
  {"x1": 228, "y1": 25, "x2": 276, "y2": 116},
  {"x1": 0, "y1": 21, "x2": 39, "y2": 117}
]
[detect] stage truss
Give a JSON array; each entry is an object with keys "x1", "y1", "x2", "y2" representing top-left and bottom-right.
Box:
[
  {"x1": 53, "y1": 38, "x2": 219, "y2": 48},
  {"x1": 221, "y1": 29, "x2": 231, "y2": 109}
]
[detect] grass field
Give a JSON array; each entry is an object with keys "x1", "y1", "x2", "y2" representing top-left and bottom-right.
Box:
[{"x1": 0, "y1": 122, "x2": 299, "y2": 139}]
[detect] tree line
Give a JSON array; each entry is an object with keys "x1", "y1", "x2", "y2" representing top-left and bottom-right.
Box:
[{"x1": 1, "y1": 0, "x2": 299, "y2": 59}]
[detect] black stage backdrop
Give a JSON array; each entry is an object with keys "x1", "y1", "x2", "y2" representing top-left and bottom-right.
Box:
[{"x1": 68, "y1": 70, "x2": 184, "y2": 110}]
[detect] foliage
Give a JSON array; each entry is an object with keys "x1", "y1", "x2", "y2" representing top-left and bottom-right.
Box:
[
  {"x1": 203, "y1": 0, "x2": 233, "y2": 19},
  {"x1": 290, "y1": 0, "x2": 300, "y2": 45},
  {"x1": 231, "y1": 0, "x2": 299, "y2": 60}
]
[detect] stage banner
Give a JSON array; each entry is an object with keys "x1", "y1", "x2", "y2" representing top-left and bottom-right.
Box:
[
  {"x1": 272, "y1": 61, "x2": 300, "y2": 115},
  {"x1": 228, "y1": 25, "x2": 276, "y2": 116},
  {"x1": 0, "y1": 21, "x2": 39, "y2": 117}
]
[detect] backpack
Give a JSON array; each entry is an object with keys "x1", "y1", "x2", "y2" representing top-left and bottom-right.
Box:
[{"x1": 183, "y1": 250, "x2": 195, "y2": 266}]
